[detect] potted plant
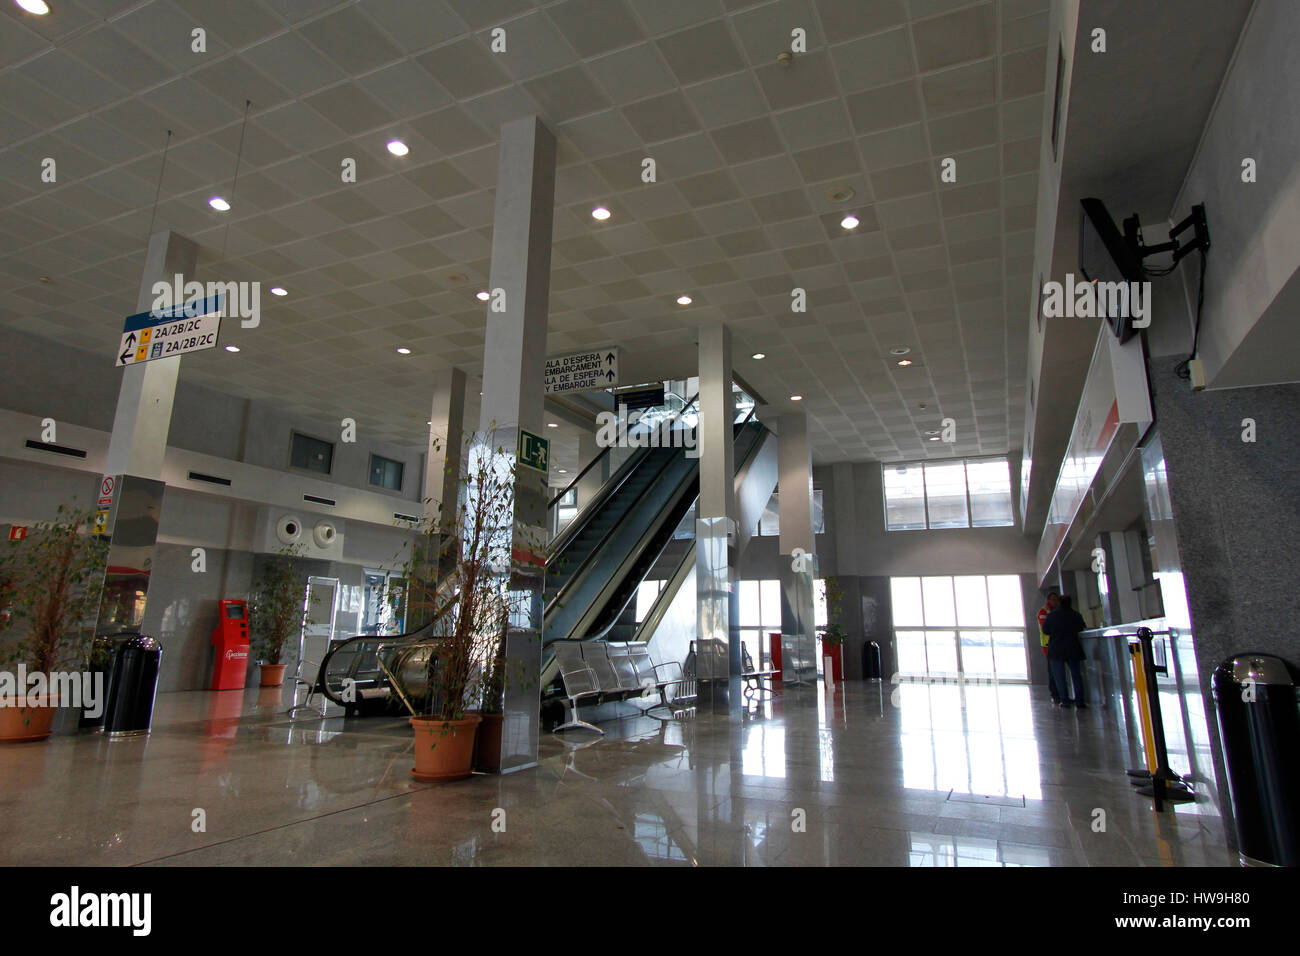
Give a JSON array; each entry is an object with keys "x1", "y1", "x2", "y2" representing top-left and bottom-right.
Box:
[
  {"x1": 473, "y1": 631, "x2": 508, "y2": 773},
  {"x1": 249, "y1": 544, "x2": 311, "y2": 688},
  {"x1": 819, "y1": 577, "x2": 848, "y2": 684},
  {"x1": 0, "y1": 505, "x2": 107, "y2": 743},
  {"x1": 398, "y1": 434, "x2": 527, "y2": 782}
]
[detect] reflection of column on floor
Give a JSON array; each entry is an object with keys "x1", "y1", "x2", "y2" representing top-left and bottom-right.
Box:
[
  {"x1": 778, "y1": 412, "x2": 817, "y2": 686},
  {"x1": 477, "y1": 116, "x2": 556, "y2": 774},
  {"x1": 695, "y1": 324, "x2": 740, "y2": 715}
]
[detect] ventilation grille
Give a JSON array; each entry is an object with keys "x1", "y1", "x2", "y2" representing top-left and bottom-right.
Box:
[
  {"x1": 25, "y1": 440, "x2": 86, "y2": 459},
  {"x1": 188, "y1": 471, "x2": 232, "y2": 487},
  {"x1": 303, "y1": 493, "x2": 335, "y2": 506},
  {"x1": 393, "y1": 512, "x2": 419, "y2": 523}
]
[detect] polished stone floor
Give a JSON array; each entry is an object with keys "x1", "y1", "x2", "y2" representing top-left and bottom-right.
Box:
[{"x1": 0, "y1": 679, "x2": 1234, "y2": 866}]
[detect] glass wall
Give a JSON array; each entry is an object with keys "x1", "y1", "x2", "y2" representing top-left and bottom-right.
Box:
[{"x1": 890, "y1": 575, "x2": 1027, "y2": 681}]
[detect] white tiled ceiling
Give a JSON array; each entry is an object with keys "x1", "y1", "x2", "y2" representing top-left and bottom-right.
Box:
[{"x1": 0, "y1": 0, "x2": 1047, "y2": 465}]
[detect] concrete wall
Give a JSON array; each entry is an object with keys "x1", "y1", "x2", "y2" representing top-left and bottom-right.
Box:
[{"x1": 1171, "y1": 0, "x2": 1300, "y2": 388}]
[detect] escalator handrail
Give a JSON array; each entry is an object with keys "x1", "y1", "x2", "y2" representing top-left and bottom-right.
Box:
[
  {"x1": 546, "y1": 393, "x2": 699, "y2": 510},
  {"x1": 544, "y1": 437, "x2": 692, "y2": 619},
  {"x1": 543, "y1": 415, "x2": 760, "y2": 633}
]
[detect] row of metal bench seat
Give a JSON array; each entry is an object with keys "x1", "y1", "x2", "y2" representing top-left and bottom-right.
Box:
[{"x1": 553, "y1": 640, "x2": 695, "y2": 734}]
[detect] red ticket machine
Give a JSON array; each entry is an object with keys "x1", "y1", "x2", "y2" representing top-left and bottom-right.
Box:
[{"x1": 210, "y1": 599, "x2": 250, "y2": 690}]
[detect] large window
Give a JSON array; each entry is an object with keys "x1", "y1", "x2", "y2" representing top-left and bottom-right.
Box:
[
  {"x1": 891, "y1": 575, "x2": 1027, "y2": 682},
  {"x1": 883, "y1": 457, "x2": 1014, "y2": 531},
  {"x1": 369, "y1": 454, "x2": 404, "y2": 491}
]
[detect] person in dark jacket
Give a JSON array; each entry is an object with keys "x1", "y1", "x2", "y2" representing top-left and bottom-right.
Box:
[{"x1": 1042, "y1": 595, "x2": 1088, "y2": 709}]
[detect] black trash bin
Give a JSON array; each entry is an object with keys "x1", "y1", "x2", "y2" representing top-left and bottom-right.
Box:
[
  {"x1": 102, "y1": 634, "x2": 163, "y2": 738},
  {"x1": 862, "y1": 640, "x2": 882, "y2": 680},
  {"x1": 1212, "y1": 653, "x2": 1300, "y2": 866}
]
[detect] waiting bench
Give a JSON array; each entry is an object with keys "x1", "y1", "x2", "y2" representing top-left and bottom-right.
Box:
[{"x1": 553, "y1": 641, "x2": 695, "y2": 735}]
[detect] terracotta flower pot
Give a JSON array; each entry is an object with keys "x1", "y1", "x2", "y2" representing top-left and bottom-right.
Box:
[
  {"x1": 0, "y1": 701, "x2": 58, "y2": 743},
  {"x1": 410, "y1": 715, "x2": 481, "y2": 782},
  {"x1": 259, "y1": 663, "x2": 288, "y2": 687},
  {"x1": 473, "y1": 713, "x2": 504, "y2": 773}
]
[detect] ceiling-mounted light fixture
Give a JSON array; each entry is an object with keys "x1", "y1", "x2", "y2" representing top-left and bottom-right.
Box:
[
  {"x1": 476, "y1": 290, "x2": 490, "y2": 301},
  {"x1": 591, "y1": 206, "x2": 611, "y2": 221},
  {"x1": 224, "y1": 345, "x2": 240, "y2": 353},
  {"x1": 396, "y1": 347, "x2": 411, "y2": 355},
  {"x1": 889, "y1": 346, "x2": 911, "y2": 356},
  {"x1": 209, "y1": 196, "x2": 231, "y2": 211},
  {"x1": 270, "y1": 286, "x2": 287, "y2": 296},
  {"x1": 386, "y1": 139, "x2": 409, "y2": 156},
  {"x1": 790, "y1": 394, "x2": 803, "y2": 401},
  {"x1": 676, "y1": 295, "x2": 693, "y2": 306},
  {"x1": 897, "y1": 359, "x2": 913, "y2": 367},
  {"x1": 840, "y1": 214, "x2": 859, "y2": 230},
  {"x1": 752, "y1": 353, "x2": 766, "y2": 360},
  {"x1": 15, "y1": 0, "x2": 50, "y2": 14}
]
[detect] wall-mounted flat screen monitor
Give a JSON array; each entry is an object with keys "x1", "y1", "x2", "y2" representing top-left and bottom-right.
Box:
[{"x1": 1080, "y1": 198, "x2": 1144, "y2": 343}]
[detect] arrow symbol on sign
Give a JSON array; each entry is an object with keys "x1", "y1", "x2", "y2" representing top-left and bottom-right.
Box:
[
  {"x1": 606, "y1": 370, "x2": 616, "y2": 382},
  {"x1": 605, "y1": 353, "x2": 615, "y2": 365},
  {"x1": 125, "y1": 332, "x2": 137, "y2": 347},
  {"x1": 119, "y1": 347, "x2": 134, "y2": 364}
]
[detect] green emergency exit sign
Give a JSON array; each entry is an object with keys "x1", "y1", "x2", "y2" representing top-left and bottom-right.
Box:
[{"x1": 517, "y1": 428, "x2": 550, "y2": 472}]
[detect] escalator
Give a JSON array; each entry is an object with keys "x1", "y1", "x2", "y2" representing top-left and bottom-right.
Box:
[{"x1": 540, "y1": 408, "x2": 775, "y2": 688}]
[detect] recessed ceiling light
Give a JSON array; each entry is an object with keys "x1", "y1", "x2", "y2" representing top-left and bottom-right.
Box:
[
  {"x1": 546, "y1": 422, "x2": 558, "y2": 428},
  {"x1": 270, "y1": 286, "x2": 287, "y2": 296},
  {"x1": 386, "y1": 139, "x2": 409, "y2": 157},
  {"x1": 676, "y1": 295, "x2": 693, "y2": 306},
  {"x1": 396, "y1": 347, "x2": 411, "y2": 355},
  {"x1": 889, "y1": 346, "x2": 911, "y2": 356},
  {"x1": 224, "y1": 345, "x2": 239, "y2": 353},
  {"x1": 38, "y1": 275, "x2": 51, "y2": 284},
  {"x1": 591, "y1": 206, "x2": 611, "y2": 220},
  {"x1": 752, "y1": 352, "x2": 766, "y2": 360},
  {"x1": 558, "y1": 469, "x2": 568, "y2": 474},
  {"x1": 826, "y1": 185, "x2": 855, "y2": 203},
  {"x1": 426, "y1": 421, "x2": 432, "y2": 425},
  {"x1": 209, "y1": 196, "x2": 230, "y2": 212},
  {"x1": 897, "y1": 359, "x2": 913, "y2": 367},
  {"x1": 476, "y1": 290, "x2": 490, "y2": 301},
  {"x1": 790, "y1": 394, "x2": 803, "y2": 401},
  {"x1": 840, "y1": 214, "x2": 859, "y2": 230},
  {"x1": 928, "y1": 436, "x2": 941, "y2": 442},
  {"x1": 446, "y1": 273, "x2": 467, "y2": 283},
  {"x1": 15, "y1": 0, "x2": 49, "y2": 14}
]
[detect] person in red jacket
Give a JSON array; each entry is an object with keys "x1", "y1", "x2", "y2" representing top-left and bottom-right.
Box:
[{"x1": 1038, "y1": 591, "x2": 1061, "y2": 704}]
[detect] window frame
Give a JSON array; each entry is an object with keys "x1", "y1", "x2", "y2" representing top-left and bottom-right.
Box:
[
  {"x1": 368, "y1": 453, "x2": 405, "y2": 492},
  {"x1": 289, "y1": 430, "x2": 335, "y2": 476},
  {"x1": 882, "y1": 455, "x2": 1015, "y2": 532}
]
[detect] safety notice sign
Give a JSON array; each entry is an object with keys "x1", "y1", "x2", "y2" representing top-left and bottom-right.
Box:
[{"x1": 544, "y1": 348, "x2": 618, "y2": 395}]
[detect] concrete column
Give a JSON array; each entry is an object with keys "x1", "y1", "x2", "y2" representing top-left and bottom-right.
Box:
[
  {"x1": 92, "y1": 231, "x2": 198, "y2": 638},
  {"x1": 778, "y1": 412, "x2": 817, "y2": 685},
  {"x1": 422, "y1": 367, "x2": 465, "y2": 583},
  {"x1": 104, "y1": 230, "x2": 198, "y2": 479},
  {"x1": 477, "y1": 115, "x2": 556, "y2": 773},
  {"x1": 695, "y1": 323, "x2": 740, "y2": 715}
]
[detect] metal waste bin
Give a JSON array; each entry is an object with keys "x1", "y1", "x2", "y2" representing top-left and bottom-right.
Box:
[
  {"x1": 1212, "y1": 653, "x2": 1300, "y2": 866},
  {"x1": 862, "y1": 640, "x2": 882, "y2": 680},
  {"x1": 102, "y1": 634, "x2": 163, "y2": 738}
]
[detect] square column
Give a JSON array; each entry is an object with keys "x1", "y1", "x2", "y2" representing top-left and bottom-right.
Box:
[
  {"x1": 696, "y1": 323, "x2": 740, "y2": 715},
  {"x1": 93, "y1": 231, "x2": 197, "y2": 638},
  {"x1": 105, "y1": 230, "x2": 198, "y2": 479},
  {"x1": 778, "y1": 412, "x2": 817, "y2": 685},
  {"x1": 423, "y1": 367, "x2": 466, "y2": 584},
  {"x1": 478, "y1": 116, "x2": 556, "y2": 773}
]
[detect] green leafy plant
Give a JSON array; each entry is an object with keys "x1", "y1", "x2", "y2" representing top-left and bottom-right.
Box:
[
  {"x1": 820, "y1": 576, "x2": 848, "y2": 647},
  {"x1": 397, "y1": 430, "x2": 538, "y2": 727},
  {"x1": 0, "y1": 504, "x2": 108, "y2": 676},
  {"x1": 249, "y1": 544, "x2": 313, "y2": 666}
]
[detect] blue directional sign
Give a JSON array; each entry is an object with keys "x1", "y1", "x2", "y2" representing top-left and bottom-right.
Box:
[{"x1": 116, "y1": 295, "x2": 223, "y2": 367}]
